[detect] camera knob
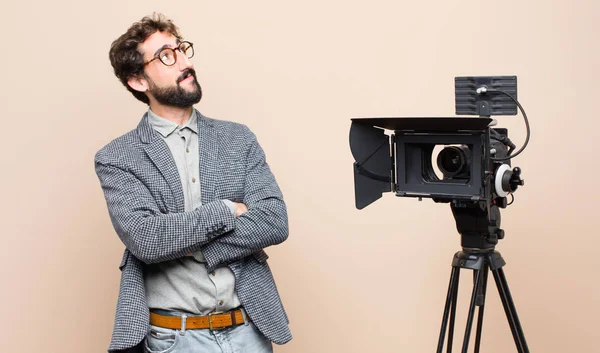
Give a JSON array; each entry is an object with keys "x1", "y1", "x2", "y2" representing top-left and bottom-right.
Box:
[{"x1": 509, "y1": 167, "x2": 524, "y2": 191}]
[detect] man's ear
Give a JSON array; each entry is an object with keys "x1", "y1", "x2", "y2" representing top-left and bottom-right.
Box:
[{"x1": 127, "y1": 75, "x2": 148, "y2": 93}]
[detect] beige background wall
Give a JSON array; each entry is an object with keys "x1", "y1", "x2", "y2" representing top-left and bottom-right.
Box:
[{"x1": 2, "y1": 0, "x2": 598, "y2": 352}]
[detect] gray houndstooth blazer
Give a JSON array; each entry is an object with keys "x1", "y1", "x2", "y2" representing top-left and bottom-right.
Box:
[{"x1": 95, "y1": 110, "x2": 291, "y2": 352}]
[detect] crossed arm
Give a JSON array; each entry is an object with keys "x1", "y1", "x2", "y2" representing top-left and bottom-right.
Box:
[
  {"x1": 201, "y1": 132, "x2": 289, "y2": 271},
  {"x1": 95, "y1": 128, "x2": 288, "y2": 267}
]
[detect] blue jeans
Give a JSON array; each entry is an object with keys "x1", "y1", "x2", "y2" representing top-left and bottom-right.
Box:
[{"x1": 144, "y1": 312, "x2": 273, "y2": 353}]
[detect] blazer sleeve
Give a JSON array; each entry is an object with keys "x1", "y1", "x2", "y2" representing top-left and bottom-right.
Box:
[
  {"x1": 95, "y1": 159, "x2": 237, "y2": 264},
  {"x1": 201, "y1": 127, "x2": 289, "y2": 272}
]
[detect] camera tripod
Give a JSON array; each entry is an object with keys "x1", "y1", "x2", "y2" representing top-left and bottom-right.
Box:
[{"x1": 436, "y1": 249, "x2": 530, "y2": 353}]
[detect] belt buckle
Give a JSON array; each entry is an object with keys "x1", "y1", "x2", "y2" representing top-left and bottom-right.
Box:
[{"x1": 208, "y1": 311, "x2": 225, "y2": 330}]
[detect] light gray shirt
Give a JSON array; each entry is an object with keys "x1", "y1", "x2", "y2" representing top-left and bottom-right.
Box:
[{"x1": 144, "y1": 108, "x2": 241, "y2": 315}]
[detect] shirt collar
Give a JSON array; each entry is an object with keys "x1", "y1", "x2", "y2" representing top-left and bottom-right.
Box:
[{"x1": 147, "y1": 108, "x2": 198, "y2": 137}]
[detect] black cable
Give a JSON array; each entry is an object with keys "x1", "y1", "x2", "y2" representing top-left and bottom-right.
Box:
[
  {"x1": 480, "y1": 88, "x2": 531, "y2": 161},
  {"x1": 507, "y1": 193, "x2": 515, "y2": 206}
]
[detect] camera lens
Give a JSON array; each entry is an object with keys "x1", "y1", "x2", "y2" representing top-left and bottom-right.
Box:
[{"x1": 437, "y1": 146, "x2": 470, "y2": 178}]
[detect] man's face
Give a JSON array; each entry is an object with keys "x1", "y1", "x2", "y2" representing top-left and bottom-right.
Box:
[{"x1": 138, "y1": 31, "x2": 202, "y2": 108}]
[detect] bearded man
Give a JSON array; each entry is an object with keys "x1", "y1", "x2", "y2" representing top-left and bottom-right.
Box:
[{"x1": 95, "y1": 13, "x2": 291, "y2": 353}]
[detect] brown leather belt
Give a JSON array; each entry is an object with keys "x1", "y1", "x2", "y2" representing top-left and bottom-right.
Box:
[{"x1": 150, "y1": 309, "x2": 247, "y2": 330}]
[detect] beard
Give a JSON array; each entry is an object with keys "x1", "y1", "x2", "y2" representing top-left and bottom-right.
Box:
[{"x1": 146, "y1": 69, "x2": 202, "y2": 108}]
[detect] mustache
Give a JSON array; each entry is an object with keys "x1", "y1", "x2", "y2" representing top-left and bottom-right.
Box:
[{"x1": 177, "y1": 69, "x2": 196, "y2": 84}]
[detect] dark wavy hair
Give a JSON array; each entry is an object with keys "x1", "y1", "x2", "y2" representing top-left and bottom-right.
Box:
[{"x1": 109, "y1": 13, "x2": 183, "y2": 104}]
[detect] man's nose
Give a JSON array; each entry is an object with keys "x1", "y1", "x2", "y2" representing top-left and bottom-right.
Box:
[{"x1": 176, "y1": 50, "x2": 193, "y2": 70}]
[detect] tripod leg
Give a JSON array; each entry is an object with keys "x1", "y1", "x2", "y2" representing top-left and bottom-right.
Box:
[
  {"x1": 447, "y1": 269, "x2": 460, "y2": 353},
  {"x1": 492, "y1": 267, "x2": 530, "y2": 353},
  {"x1": 460, "y1": 268, "x2": 484, "y2": 353},
  {"x1": 437, "y1": 267, "x2": 460, "y2": 353},
  {"x1": 473, "y1": 263, "x2": 489, "y2": 353}
]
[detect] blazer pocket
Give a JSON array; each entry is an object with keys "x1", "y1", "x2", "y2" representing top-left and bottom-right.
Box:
[
  {"x1": 119, "y1": 250, "x2": 130, "y2": 271},
  {"x1": 252, "y1": 249, "x2": 269, "y2": 263}
]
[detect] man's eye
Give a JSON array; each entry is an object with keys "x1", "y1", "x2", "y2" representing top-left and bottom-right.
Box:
[{"x1": 160, "y1": 50, "x2": 174, "y2": 62}]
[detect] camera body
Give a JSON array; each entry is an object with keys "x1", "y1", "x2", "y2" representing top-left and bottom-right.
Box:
[
  {"x1": 394, "y1": 117, "x2": 492, "y2": 202},
  {"x1": 349, "y1": 76, "x2": 524, "y2": 249},
  {"x1": 350, "y1": 117, "x2": 517, "y2": 248},
  {"x1": 350, "y1": 117, "x2": 507, "y2": 204}
]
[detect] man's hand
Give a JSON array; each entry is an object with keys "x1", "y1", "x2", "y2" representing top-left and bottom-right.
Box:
[
  {"x1": 233, "y1": 202, "x2": 248, "y2": 217},
  {"x1": 187, "y1": 202, "x2": 245, "y2": 256}
]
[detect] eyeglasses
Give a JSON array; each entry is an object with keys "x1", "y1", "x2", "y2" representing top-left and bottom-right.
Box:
[{"x1": 144, "y1": 41, "x2": 194, "y2": 67}]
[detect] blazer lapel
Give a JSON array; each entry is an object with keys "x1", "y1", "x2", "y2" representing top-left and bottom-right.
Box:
[
  {"x1": 197, "y1": 111, "x2": 219, "y2": 204},
  {"x1": 137, "y1": 113, "x2": 185, "y2": 213}
]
